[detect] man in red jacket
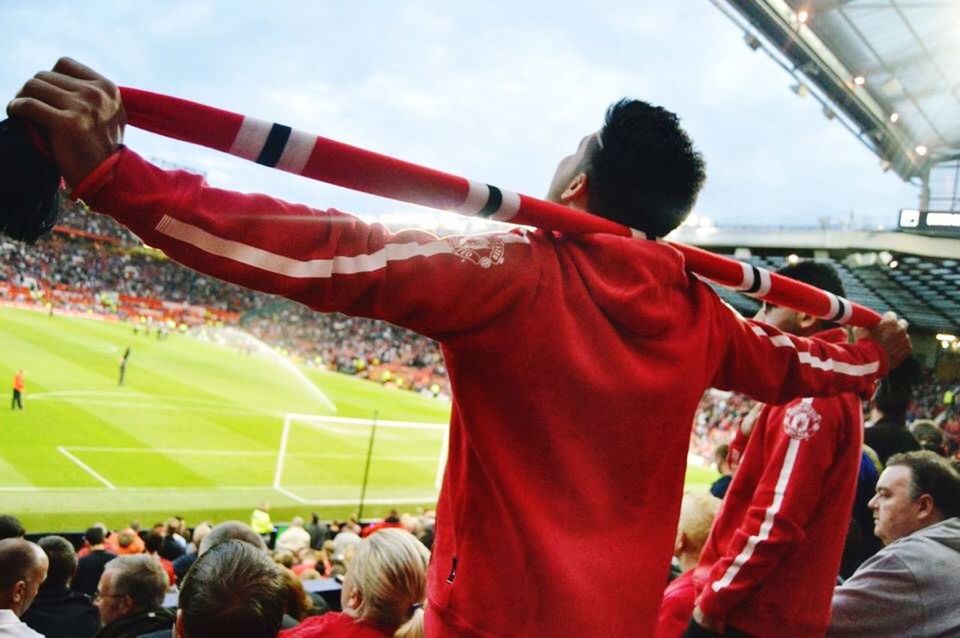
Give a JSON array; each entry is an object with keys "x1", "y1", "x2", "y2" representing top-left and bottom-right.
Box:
[
  {"x1": 9, "y1": 59, "x2": 910, "y2": 637},
  {"x1": 688, "y1": 261, "x2": 869, "y2": 637}
]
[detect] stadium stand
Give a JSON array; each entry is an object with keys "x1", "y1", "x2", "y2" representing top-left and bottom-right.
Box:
[{"x1": 0, "y1": 197, "x2": 450, "y2": 396}]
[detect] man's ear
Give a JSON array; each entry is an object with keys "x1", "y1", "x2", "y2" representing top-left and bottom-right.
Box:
[
  {"x1": 916, "y1": 493, "x2": 937, "y2": 521},
  {"x1": 12, "y1": 580, "x2": 26, "y2": 603},
  {"x1": 559, "y1": 172, "x2": 589, "y2": 208},
  {"x1": 797, "y1": 312, "x2": 820, "y2": 333}
]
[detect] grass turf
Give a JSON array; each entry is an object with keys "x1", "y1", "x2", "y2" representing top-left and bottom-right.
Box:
[{"x1": 0, "y1": 306, "x2": 717, "y2": 532}]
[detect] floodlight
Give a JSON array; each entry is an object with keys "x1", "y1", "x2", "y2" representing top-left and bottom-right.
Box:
[
  {"x1": 889, "y1": 112, "x2": 900, "y2": 123},
  {"x1": 790, "y1": 83, "x2": 809, "y2": 97},
  {"x1": 888, "y1": 260, "x2": 898, "y2": 269},
  {"x1": 798, "y1": 10, "x2": 809, "y2": 23},
  {"x1": 853, "y1": 76, "x2": 866, "y2": 86},
  {"x1": 915, "y1": 145, "x2": 928, "y2": 156},
  {"x1": 787, "y1": 254, "x2": 800, "y2": 264},
  {"x1": 743, "y1": 33, "x2": 761, "y2": 51}
]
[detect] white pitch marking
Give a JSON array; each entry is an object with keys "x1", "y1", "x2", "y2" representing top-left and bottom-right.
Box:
[
  {"x1": 64, "y1": 446, "x2": 438, "y2": 462},
  {"x1": 57, "y1": 447, "x2": 116, "y2": 490},
  {"x1": 274, "y1": 485, "x2": 309, "y2": 504}
]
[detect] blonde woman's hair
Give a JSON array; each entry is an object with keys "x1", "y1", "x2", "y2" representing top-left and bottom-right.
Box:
[
  {"x1": 678, "y1": 491, "x2": 721, "y2": 553},
  {"x1": 344, "y1": 529, "x2": 430, "y2": 638}
]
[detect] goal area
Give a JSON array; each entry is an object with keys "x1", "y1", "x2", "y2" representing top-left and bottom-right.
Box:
[{"x1": 273, "y1": 413, "x2": 448, "y2": 507}]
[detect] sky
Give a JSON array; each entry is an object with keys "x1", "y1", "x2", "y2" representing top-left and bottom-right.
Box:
[{"x1": 1, "y1": 0, "x2": 920, "y2": 230}]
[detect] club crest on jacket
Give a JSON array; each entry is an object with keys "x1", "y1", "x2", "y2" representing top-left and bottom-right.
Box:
[
  {"x1": 446, "y1": 235, "x2": 505, "y2": 268},
  {"x1": 782, "y1": 401, "x2": 822, "y2": 441}
]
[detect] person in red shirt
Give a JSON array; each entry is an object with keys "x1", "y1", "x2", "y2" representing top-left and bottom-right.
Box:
[
  {"x1": 11, "y1": 369, "x2": 24, "y2": 410},
  {"x1": 656, "y1": 491, "x2": 721, "y2": 638},
  {"x1": 144, "y1": 532, "x2": 176, "y2": 588},
  {"x1": 281, "y1": 528, "x2": 429, "y2": 638},
  {"x1": 688, "y1": 262, "x2": 871, "y2": 637},
  {"x1": 9, "y1": 59, "x2": 911, "y2": 637}
]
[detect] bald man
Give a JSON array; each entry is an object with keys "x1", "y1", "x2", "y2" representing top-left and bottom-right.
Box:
[{"x1": 0, "y1": 538, "x2": 48, "y2": 637}]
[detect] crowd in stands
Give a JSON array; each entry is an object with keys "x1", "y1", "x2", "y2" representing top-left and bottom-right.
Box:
[
  {"x1": 0, "y1": 196, "x2": 449, "y2": 396},
  {"x1": 0, "y1": 506, "x2": 436, "y2": 638}
]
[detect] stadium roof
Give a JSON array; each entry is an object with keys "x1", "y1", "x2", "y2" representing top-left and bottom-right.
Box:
[{"x1": 717, "y1": 0, "x2": 960, "y2": 190}]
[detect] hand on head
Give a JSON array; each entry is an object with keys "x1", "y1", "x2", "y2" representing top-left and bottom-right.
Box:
[
  {"x1": 854, "y1": 311, "x2": 912, "y2": 370},
  {"x1": 7, "y1": 57, "x2": 124, "y2": 186}
]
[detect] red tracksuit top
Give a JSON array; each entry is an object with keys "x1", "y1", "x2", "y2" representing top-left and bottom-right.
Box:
[
  {"x1": 73, "y1": 149, "x2": 887, "y2": 637},
  {"x1": 694, "y1": 329, "x2": 865, "y2": 637}
]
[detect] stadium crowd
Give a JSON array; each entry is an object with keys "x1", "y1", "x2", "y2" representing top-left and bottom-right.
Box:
[
  {"x1": 0, "y1": 508, "x2": 436, "y2": 638},
  {"x1": 0, "y1": 197, "x2": 449, "y2": 395},
  {"x1": 3, "y1": 56, "x2": 958, "y2": 638}
]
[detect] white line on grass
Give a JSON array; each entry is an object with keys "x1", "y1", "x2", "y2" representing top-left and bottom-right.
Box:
[
  {"x1": 274, "y1": 486, "x2": 309, "y2": 504},
  {"x1": 65, "y1": 446, "x2": 438, "y2": 461},
  {"x1": 285, "y1": 413, "x2": 447, "y2": 430},
  {"x1": 57, "y1": 447, "x2": 116, "y2": 490}
]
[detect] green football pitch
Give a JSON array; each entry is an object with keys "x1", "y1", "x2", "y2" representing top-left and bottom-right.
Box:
[{"x1": 0, "y1": 306, "x2": 717, "y2": 533}]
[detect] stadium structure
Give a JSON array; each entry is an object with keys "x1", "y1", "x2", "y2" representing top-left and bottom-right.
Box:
[
  {"x1": 0, "y1": 1, "x2": 957, "y2": 536},
  {"x1": 690, "y1": 0, "x2": 960, "y2": 378}
]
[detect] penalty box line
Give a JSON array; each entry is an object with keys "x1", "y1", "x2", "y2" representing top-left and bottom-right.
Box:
[{"x1": 57, "y1": 446, "x2": 116, "y2": 490}]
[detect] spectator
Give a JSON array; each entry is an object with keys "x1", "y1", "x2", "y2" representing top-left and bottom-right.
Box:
[
  {"x1": 281, "y1": 529, "x2": 429, "y2": 638},
  {"x1": 172, "y1": 521, "x2": 212, "y2": 584},
  {"x1": 829, "y1": 451, "x2": 960, "y2": 636},
  {"x1": 305, "y1": 514, "x2": 326, "y2": 551},
  {"x1": 708, "y1": 444, "x2": 732, "y2": 499},
  {"x1": 22, "y1": 535, "x2": 99, "y2": 638},
  {"x1": 910, "y1": 419, "x2": 946, "y2": 456},
  {"x1": 72, "y1": 527, "x2": 116, "y2": 597},
  {"x1": 114, "y1": 529, "x2": 143, "y2": 556},
  {"x1": 360, "y1": 511, "x2": 403, "y2": 539},
  {"x1": 157, "y1": 518, "x2": 185, "y2": 561},
  {"x1": 0, "y1": 539, "x2": 48, "y2": 638},
  {"x1": 0, "y1": 516, "x2": 25, "y2": 541},
  {"x1": 689, "y1": 262, "x2": 871, "y2": 636},
  {"x1": 143, "y1": 533, "x2": 176, "y2": 589},
  {"x1": 198, "y1": 521, "x2": 267, "y2": 556},
  {"x1": 655, "y1": 492, "x2": 721, "y2": 638},
  {"x1": 251, "y1": 503, "x2": 274, "y2": 545},
  {"x1": 276, "y1": 517, "x2": 312, "y2": 556},
  {"x1": 865, "y1": 362, "x2": 922, "y2": 465},
  {"x1": 278, "y1": 566, "x2": 326, "y2": 624},
  {"x1": 92, "y1": 555, "x2": 173, "y2": 638},
  {"x1": 175, "y1": 540, "x2": 286, "y2": 638}
]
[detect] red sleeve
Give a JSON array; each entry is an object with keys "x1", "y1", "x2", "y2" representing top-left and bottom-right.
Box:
[
  {"x1": 695, "y1": 398, "x2": 846, "y2": 620},
  {"x1": 72, "y1": 148, "x2": 542, "y2": 341},
  {"x1": 709, "y1": 301, "x2": 886, "y2": 402}
]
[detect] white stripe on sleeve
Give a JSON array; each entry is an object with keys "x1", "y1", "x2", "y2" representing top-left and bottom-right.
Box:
[
  {"x1": 749, "y1": 325, "x2": 879, "y2": 377},
  {"x1": 154, "y1": 216, "x2": 528, "y2": 279},
  {"x1": 711, "y1": 433, "x2": 802, "y2": 593}
]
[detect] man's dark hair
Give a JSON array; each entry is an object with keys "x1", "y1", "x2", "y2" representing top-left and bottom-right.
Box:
[
  {"x1": 84, "y1": 526, "x2": 105, "y2": 546},
  {"x1": 0, "y1": 514, "x2": 25, "y2": 540},
  {"x1": 874, "y1": 380, "x2": 910, "y2": 418},
  {"x1": 887, "y1": 450, "x2": 960, "y2": 519},
  {"x1": 585, "y1": 99, "x2": 705, "y2": 237},
  {"x1": 145, "y1": 531, "x2": 164, "y2": 554},
  {"x1": 775, "y1": 261, "x2": 845, "y2": 298},
  {"x1": 774, "y1": 261, "x2": 845, "y2": 330},
  {"x1": 179, "y1": 540, "x2": 286, "y2": 638},
  {"x1": 38, "y1": 535, "x2": 77, "y2": 588}
]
